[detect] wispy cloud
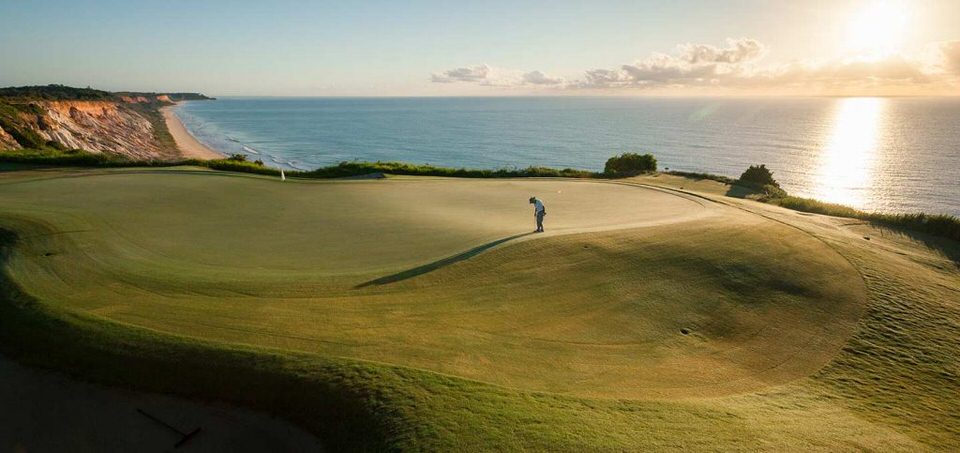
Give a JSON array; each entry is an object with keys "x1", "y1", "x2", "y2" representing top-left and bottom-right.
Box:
[
  {"x1": 431, "y1": 38, "x2": 960, "y2": 94},
  {"x1": 939, "y1": 40, "x2": 960, "y2": 74},
  {"x1": 521, "y1": 70, "x2": 564, "y2": 85},
  {"x1": 430, "y1": 64, "x2": 491, "y2": 83},
  {"x1": 431, "y1": 65, "x2": 563, "y2": 87}
]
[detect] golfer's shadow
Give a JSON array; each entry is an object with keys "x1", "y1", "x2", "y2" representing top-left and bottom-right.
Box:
[{"x1": 355, "y1": 232, "x2": 535, "y2": 288}]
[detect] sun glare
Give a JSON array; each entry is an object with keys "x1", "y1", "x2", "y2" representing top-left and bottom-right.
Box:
[
  {"x1": 844, "y1": 1, "x2": 909, "y2": 57},
  {"x1": 813, "y1": 97, "x2": 886, "y2": 208}
]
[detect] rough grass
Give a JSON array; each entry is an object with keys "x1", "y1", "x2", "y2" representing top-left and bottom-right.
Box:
[
  {"x1": 637, "y1": 172, "x2": 960, "y2": 243},
  {"x1": 776, "y1": 196, "x2": 960, "y2": 241},
  {"x1": 0, "y1": 167, "x2": 956, "y2": 450}
]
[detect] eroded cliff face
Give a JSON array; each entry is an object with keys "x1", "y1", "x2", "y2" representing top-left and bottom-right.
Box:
[
  {"x1": 0, "y1": 125, "x2": 19, "y2": 150},
  {"x1": 13, "y1": 100, "x2": 176, "y2": 159},
  {"x1": 0, "y1": 96, "x2": 181, "y2": 160}
]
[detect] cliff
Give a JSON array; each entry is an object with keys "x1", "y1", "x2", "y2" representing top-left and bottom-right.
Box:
[{"x1": 0, "y1": 85, "x2": 213, "y2": 160}]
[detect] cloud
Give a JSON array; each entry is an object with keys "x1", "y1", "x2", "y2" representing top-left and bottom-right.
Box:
[
  {"x1": 939, "y1": 40, "x2": 960, "y2": 74},
  {"x1": 572, "y1": 38, "x2": 765, "y2": 89},
  {"x1": 678, "y1": 38, "x2": 766, "y2": 64},
  {"x1": 431, "y1": 65, "x2": 563, "y2": 87},
  {"x1": 521, "y1": 70, "x2": 564, "y2": 85},
  {"x1": 430, "y1": 38, "x2": 960, "y2": 94},
  {"x1": 430, "y1": 64, "x2": 491, "y2": 83},
  {"x1": 574, "y1": 38, "x2": 956, "y2": 93}
]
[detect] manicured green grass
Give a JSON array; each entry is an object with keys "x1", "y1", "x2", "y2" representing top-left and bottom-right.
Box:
[{"x1": 0, "y1": 167, "x2": 957, "y2": 450}]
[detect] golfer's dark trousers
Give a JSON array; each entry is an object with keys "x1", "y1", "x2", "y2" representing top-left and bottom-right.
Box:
[{"x1": 536, "y1": 212, "x2": 545, "y2": 231}]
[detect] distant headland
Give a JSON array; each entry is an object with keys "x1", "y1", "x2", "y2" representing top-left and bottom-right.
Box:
[{"x1": 0, "y1": 84, "x2": 213, "y2": 160}]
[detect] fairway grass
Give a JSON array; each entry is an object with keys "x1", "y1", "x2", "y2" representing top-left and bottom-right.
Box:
[{"x1": 1, "y1": 167, "x2": 957, "y2": 450}]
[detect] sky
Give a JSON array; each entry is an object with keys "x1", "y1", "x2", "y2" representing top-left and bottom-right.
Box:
[{"x1": 1, "y1": 0, "x2": 958, "y2": 96}]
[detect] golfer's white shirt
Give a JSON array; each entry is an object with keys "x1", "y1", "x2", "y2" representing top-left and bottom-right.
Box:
[{"x1": 534, "y1": 199, "x2": 544, "y2": 214}]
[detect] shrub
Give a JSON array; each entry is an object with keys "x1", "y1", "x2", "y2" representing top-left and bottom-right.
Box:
[
  {"x1": 205, "y1": 158, "x2": 281, "y2": 175},
  {"x1": 756, "y1": 184, "x2": 787, "y2": 201},
  {"x1": 604, "y1": 153, "x2": 657, "y2": 177},
  {"x1": 737, "y1": 164, "x2": 779, "y2": 188},
  {"x1": 227, "y1": 154, "x2": 247, "y2": 162}
]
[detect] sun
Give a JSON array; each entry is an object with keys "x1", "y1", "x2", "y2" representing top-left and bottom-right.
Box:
[{"x1": 844, "y1": 1, "x2": 910, "y2": 57}]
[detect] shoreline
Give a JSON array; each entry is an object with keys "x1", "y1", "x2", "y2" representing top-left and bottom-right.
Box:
[{"x1": 161, "y1": 103, "x2": 225, "y2": 160}]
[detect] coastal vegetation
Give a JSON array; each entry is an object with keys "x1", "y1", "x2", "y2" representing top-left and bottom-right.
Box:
[
  {"x1": 303, "y1": 160, "x2": 597, "y2": 178},
  {"x1": 737, "y1": 163, "x2": 780, "y2": 188},
  {"x1": 774, "y1": 196, "x2": 960, "y2": 241},
  {"x1": 0, "y1": 84, "x2": 113, "y2": 100},
  {"x1": 0, "y1": 84, "x2": 213, "y2": 102},
  {"x1": 603, "y1": 152, "x2": 658, "y2": 176}
]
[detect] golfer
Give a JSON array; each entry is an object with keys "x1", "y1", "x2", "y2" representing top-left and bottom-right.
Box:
[{"x1": 529, "y1": 196, "x2": 546, "y2": 232}]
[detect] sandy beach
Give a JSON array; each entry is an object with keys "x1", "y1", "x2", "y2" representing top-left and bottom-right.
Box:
[{"x1": 161, "y1": 104, "x2": 224, "y2": 160}]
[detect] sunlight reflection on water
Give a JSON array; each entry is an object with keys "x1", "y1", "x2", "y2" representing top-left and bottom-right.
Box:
[{"x1": 813, "y1": 98, "x2": 885, "y2": 208}]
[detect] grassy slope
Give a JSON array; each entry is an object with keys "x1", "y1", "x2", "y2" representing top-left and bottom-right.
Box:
[{"x1": 0, "y1": 167, "x2": 957, "y2": 450}]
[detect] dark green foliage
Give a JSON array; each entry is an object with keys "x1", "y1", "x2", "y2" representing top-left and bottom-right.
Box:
[
  {"x1": 0, "y1": 149, "x2": 144, "y2": 166},
  {"x1": 204, "y1": 159, "x2": 282, "y2": 175},
  {"x1": 0, "y1": 84, "x2": 112, "y2": 100},
  {"x1": 227, "y1": 153, "x2": 248, "y2": 162},
  {"x1": 737, "y1": 164, "x2": 779, "y2": 188},
  {"x1": 164, "y1": 93, "x2": 216, "y2": 101},
  {"x1": 756, "y1": 184, "x2": 788, "y2": 202},
  {"x1": 604, "y1": 153, "x2": 657, "y2": 177},
  {"x1": 0, "y1": 84, "x2": 213, "y2": 103},
  {"x1": 304, "y1": 161, "x2": 597, "y2": 179},
  {"x1": 666, "y1": 170, "x2": 736, "y2": 185}
]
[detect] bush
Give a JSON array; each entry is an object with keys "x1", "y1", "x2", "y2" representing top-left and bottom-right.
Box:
[
  {"x1": 604, "y1": 153, "x2": 657, "y2": 177},
  {"x1": 737, "y1": 164, "x2": 779, "y2": 188},
  {"x1": 227, "y1": 153, "x2": 247, "y2": 162},
  {"x1": 756, "y1": 184, "x2": 787, "y2": 201}
]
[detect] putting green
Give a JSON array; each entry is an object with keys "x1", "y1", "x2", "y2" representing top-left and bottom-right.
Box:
[{"x1": 0, "y1": 168, "x2": 864, "y2": 399}]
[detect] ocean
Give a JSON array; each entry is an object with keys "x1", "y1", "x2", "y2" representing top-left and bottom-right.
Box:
[{"x1": 174, "y1": 97, "x2": 960, "y2": 216}]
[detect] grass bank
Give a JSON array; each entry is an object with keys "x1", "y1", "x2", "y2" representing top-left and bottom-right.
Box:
[{"x1": 656, "y1": 169, "x2": 960, "y2": 243}]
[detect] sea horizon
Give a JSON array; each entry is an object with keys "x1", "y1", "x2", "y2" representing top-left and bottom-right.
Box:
[{"x1": 175, "y1": 96, "x2": 960, "y2": 216}]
